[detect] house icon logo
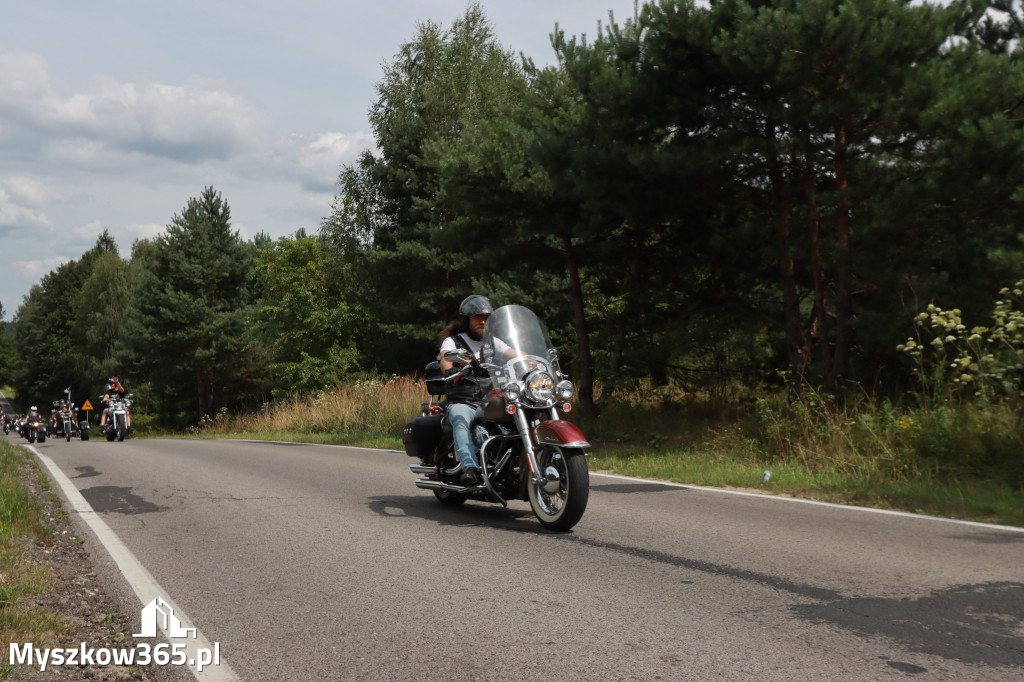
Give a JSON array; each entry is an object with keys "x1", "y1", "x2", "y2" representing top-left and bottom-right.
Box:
[{"x1": 133, "y1": 596, "x2": 198, "y2": 639}]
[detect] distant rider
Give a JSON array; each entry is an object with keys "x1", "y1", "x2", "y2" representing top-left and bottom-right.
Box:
[
  {"x1": 19, "y1": 406, "x2": 42, "y2": 429},
  {"x1": 99, "y1": 376, "x2": 131, "y2": 432},
  {"x1": 51, "y1": 400, "x2": 78, "y2": 436}
]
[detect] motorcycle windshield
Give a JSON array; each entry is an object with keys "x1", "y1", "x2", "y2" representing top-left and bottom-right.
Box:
[{"x1": 480, "y1": 305, "x2": 558, "y2": 388}]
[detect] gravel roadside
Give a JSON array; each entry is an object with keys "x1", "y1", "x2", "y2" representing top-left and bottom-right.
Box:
[{"x1": 7, "y1": 454, "x2": 163, "y2": 682}]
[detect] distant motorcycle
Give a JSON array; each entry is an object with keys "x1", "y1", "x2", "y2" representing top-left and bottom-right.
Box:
[
  {"x1": 52, "y1": 391, "x2": 88, "y2": 442},
  {"x1": 99, "y1": 393, "x2": 132, "y2": 442},
  {"x1": 21, "y1": 413, "x2": 46, "y2": 444}
]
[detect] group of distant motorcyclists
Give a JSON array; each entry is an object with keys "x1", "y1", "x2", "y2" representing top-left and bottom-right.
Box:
[{"x1": 1, "y1": 376, "x2": 131, "y2": 441}]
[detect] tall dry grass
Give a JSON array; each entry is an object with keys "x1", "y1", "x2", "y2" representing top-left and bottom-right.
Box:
[{"x1": 205, "y1": 376, "x2": 428, "y2": 444}]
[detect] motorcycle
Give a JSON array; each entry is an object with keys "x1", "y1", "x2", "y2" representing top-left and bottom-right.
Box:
[
  {"x1": 21, "y1": 413, "x2": 46, "y2": 444},
  {"x1": 404, "y1": 304, "x2": 590, "y2": 531},
  {"x1": 99, "y1": 393, "x2": 133, "y2": 442},
  {"x1": 52, "y1": 394, "x2": 88, "y2": 442}
]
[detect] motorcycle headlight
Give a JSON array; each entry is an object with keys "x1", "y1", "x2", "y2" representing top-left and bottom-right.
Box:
[
  {"x1": 502, "y1": 381, "x2": 522, "y2": 402},
  {"x1": 526, "y1": 372, "x2": 555, "y2": 402},
  {"x1": 556, "y1": 380, "x2": 575, "y2": 400}
]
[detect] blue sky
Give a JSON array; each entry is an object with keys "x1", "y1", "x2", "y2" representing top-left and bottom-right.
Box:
[{"x1": 0, "y1": 0, "x2": 640, "y2": 318}]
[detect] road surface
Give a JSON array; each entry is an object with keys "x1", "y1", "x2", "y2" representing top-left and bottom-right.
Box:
[{"x1": 10, "y1": 434, "x2": 1024, "y2": 680}]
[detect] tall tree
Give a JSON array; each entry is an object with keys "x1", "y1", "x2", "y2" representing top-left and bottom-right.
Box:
[
  {"x1": 322, "y1": 2, "x2": 526, "y2": 372},
  {"x1": 676, "y1": 0, "x2": 1024, "y2": 402},
  {"x1": 72, "y1": 242, "x2": 134, "y2": 384},
  {"x1": 11, "y1": 233, "x2": 119, "y2": 403},
  {"x1": 128, "y1": 187, "x2": 264, "y2": 421},
  {"x1": 253, "y1": 233, "x2": 367, "y2": 399},
  {"x1": 0, "y1": 302, "x2": 15, "y2": 387}
]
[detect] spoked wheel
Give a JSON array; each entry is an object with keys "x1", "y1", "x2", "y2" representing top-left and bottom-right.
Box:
[{"x1": 528, "y1": 445, "x2": 589, "y2": 532}]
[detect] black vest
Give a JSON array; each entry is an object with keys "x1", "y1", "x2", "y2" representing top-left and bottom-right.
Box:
[{"x1": 445, "y1": 334, "x2": 493, "y2": 406}]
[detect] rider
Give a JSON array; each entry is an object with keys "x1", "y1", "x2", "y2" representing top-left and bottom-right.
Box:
[
  {"x1": 437, "y1": 295, "x2": 504, "y2": 487},
  {"x1": 99, "y1": 376, "x2": 131, "y2": 431},
  {"x1": 51, "y1": 400, "x2": 77, "y2": 435},
  {"x1": 19, "y1": 406, "x2": 42, "y2": 429}
]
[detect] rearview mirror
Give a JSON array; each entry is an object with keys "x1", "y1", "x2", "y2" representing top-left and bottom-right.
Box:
[{"x1": 443, "y1": 349, "x2": 474, "y2": 366}]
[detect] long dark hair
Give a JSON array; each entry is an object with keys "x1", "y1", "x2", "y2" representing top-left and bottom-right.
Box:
[{"x1": 440, "y1": 319, "x2": 463, "y2": 343}]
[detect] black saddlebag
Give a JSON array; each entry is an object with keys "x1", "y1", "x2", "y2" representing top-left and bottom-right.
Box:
[{"x1": 403, "y1": 414, "x2": 443, "y2": 459}]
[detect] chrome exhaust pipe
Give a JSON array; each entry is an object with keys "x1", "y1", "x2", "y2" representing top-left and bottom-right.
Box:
[
  {"x1": 414, "y1": 478, "x2": 481, "y2": 494},
  {"x1": 409, "y1": 462, "x2": 463, "y2": 476}
]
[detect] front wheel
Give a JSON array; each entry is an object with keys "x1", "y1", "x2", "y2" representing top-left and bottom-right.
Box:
[
  {"x1": 115, "y1": 414, "x2": 126, "y2": 442},
  {"x1": 528, "y1": 445, "x2": 589, "y2": 531}
]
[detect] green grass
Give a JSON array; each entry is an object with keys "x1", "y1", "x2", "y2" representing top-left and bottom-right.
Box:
[
  {"x1": 580, "y1": 387, "x2": 1024, "y2": 527},
  {"x1": 0, "y1": 441, "x2": 72, "y2": 679}
]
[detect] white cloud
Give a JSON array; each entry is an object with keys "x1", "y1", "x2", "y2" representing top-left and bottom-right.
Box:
[
  {"x1": 0, "y1": 187, "x2": 52, "y2": 232},
  {"x1": 292, "y1": 131, "x2": 376, "y2": 192},
  {"x1": 13, "y1": 257, "x2": 71, "y2": 279},
  {"x1": 70, "y1": 219, "x2": 105, "y2": 240},
  {"x1": 123, "y1": 223, "x2": 166, "y2": 241},
  {"x1": 3, "y1": 174, "x2": 54, "y2": 206},
  {"x1": 0, "y1": 48, "x2": 275, "y2": 167}
]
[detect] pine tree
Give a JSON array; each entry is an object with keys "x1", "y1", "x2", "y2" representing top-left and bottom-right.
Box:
[{"x1": 128, "y1": 187, "x2": 263, "y2": 421}]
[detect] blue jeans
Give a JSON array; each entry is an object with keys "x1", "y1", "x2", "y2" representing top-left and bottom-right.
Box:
[{"x1": 447, "y1": 403, "x2": 484, "y2": 472}]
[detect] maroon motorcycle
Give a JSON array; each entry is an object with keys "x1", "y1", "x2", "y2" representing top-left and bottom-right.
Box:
[{"x1": 404, "y1": 305, "x2": 590, "y2": 531}]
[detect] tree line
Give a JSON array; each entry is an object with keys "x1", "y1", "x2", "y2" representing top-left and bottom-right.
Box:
[{"x1": 3, "y1": 0, "x2": 1024, "y2": 426}]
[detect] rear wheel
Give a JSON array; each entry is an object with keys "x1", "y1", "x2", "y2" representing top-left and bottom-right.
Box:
[
  {"x1": 432, "y1": 489, "x2": 467, "y2": 507},
  {"x1": 528, "y1": 445, "x2": 589, "y2": 531},
  {"x1": 431, "y1": 445, "x2": 466, "y2": 507}
]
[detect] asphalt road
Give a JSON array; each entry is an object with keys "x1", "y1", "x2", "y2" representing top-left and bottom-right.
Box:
[{"x1": 9, "y1": 433, "x2": 1024, "y2": 681}]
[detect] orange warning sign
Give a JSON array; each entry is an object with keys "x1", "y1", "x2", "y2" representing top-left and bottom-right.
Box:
[{"x1": 81, "y1": 400, "x2": 94, "y2": 411}]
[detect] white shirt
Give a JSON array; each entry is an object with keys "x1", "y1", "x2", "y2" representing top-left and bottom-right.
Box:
[{"x1": 438, "y1": 333, "x2": 512, "y2": 361}]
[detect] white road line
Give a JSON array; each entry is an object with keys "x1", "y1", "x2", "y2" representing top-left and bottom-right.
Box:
[
  {"x1": 28, "y1": 445, "x2": 242, "y2": 681},
  {"x1": 233, "y1": 438, "x2": 1024, "y2": 534},
  {"x1": 591, "y1": 470, "x2": 1024, "y2": 533}
]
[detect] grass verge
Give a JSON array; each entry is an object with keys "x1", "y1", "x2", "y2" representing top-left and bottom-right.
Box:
[{"x1": 0, "y1": 440, "x2": 71, "y2": 678}]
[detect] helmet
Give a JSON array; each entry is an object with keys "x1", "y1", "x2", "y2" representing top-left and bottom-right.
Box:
[
  {"x1": 30, "y1": 406, "x2": 37, "y2": 411},
  {"x1": 458, "y1": 295, "x2": 494, "y2": 331}
]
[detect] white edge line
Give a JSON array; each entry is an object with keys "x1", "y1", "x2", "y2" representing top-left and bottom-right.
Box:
[
  {"x1": 28, "y1": 445, "x2": 242, "y2": 681},
  {"x1": 228, "y1": 438, "x2": 1024, "y2": 535},
  {"x1": 590, "y1": 470, "x2": 1024, "y2": 534}
]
